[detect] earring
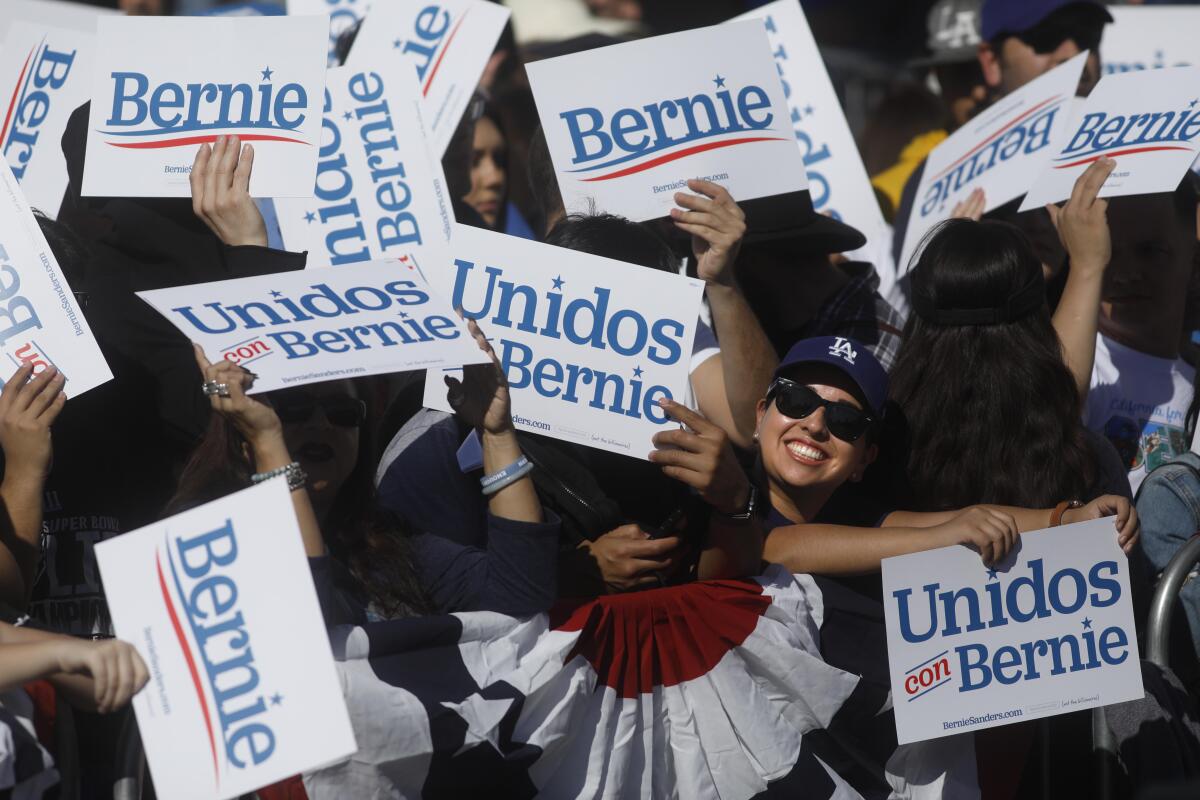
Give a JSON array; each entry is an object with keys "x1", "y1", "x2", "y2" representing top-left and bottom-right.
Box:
[{"x1": 753, "y1": 430, "x2": 760, "y2": 443}]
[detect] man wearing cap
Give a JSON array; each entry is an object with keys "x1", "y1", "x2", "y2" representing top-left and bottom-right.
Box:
[
  {"x1": 891, "y1": 0, "x2": 1113, "y2": 270},
  {"x1": 872, "y1": 0, "x2": 987, "y2": 213}
]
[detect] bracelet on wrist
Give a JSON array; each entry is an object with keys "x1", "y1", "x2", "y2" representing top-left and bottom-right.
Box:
[
  {"x1": 480, "y1": 455, "x2": 534, "y2": 496},
  {"x1": 1050, "y1": 499, "x2": 1083, "y2": 527},
  {"x1": 251, "y1": 461, "x2": 308, "y2": 492}
]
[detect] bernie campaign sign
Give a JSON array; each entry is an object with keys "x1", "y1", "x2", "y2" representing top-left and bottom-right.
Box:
[
  {"x1": 82, "y1": 15, "x2": 327, "y2": 198},
  {"x1": 422, "y1": 224, "x2": 704, "y2": 459},
  {"x1": 288, "y1": 0, "x2": 368, "y2": 67},
  {"x1": 0, "y1": 160, "x2": 111, "y2": 395},
  {"x1": 348, "y1": 0, "x2": 512, "y2": 157},
  {"x1": 527, "y1": 20, "x2": 808, "y2": 223},
  {"x1": 1021, "y1": 67, "x2": 1200, "y2": 210},
  {"x1": 137, "y1": 258, "x2": 488, "y2": 394},
  {"x1": 276, "y1": 64, "x2": 452, "y2": 269},
  {"x1": 882, "y1": 517, "x2": 1143, "y2": 745},
  {"x1": 1103, "y1": 6, "x2": 1197, "y2": 75},
  {"x1": 0, "y1": 21, "x2": 93, "y2": 218},
  {"x1": 95, "y1": 479, "x2": 357, "y2": 800},
  {"x1": 732, "y1": 1, "x2": 888, "y2": 250},
  {"x1": 899, "y1": 53, "x2": 1086, "y2": 271}
]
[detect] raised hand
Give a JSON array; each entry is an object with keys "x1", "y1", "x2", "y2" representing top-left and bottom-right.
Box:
[
  {"x1": 0, "y1": 363, "x2": 67, "y2": 485},
  {"x1": 649, "y1": 398, "x2": 751, "y2": 515},
  {"x1": 446, "y1": 319, "x2": 513, "y2": 436},
  {"x1": 193, "y1": 344, "x2": 281, "y2": 447},
  {"x1": 670, "y1": 179, "x2": 746, "y2": 287},
  {"x1": 1046, "y1": 156, "x2": 1116, "y2": 276},
  {"x1": 951, "y1": 187, "x2": 986, "y2": 221},
  {"x1": 190, "y1": 135, "x2": 269, "y2": 248}
]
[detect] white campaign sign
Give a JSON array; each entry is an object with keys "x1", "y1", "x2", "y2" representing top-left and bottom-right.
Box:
[
  {"x1": 882, "y1": 517, "x2": 1144, "y2": 745},
  {"x1": 1103, "y1": 6, "x2": 1198, "y2": 75},
  {"x1": 732, "y1": 1, "x2": 887, "y2": 248},
  {"x1": 422, "y1": 224, "x2": 704, "y2": 458},
  {"x1": 1020, "y1": 68, "x2": 1200, "y2": 211},
  {"x1": 137, "y1": 258, "x2": 488, "y2": 394},
  {"x1": 82, "y1": 15, "x2": 327, "y2": 198},
  {"x1": 349, "y1": 0, "x2": 511, "y2": 156},
  {"x1": 0, "y1": 160, "x2": 111, "y2": 395},
  {"x1": 527, "y1": 20, "x2": 808, "y2": 223},
  {"x1": 899, "y1": 53, "x2": 1086, "y2": 271},
  {"x1": 288, "y1": 0, "x2": 369, "y2": 66},
  {"x1": 276, "y1": 64, "x2": 452, "y2": 269},
  {"x1": 0, "y1": 21, "x2": 93, "y2": 217},
  {"x1": 95, "y1": 479, "x2": 357, "y2": 800}
]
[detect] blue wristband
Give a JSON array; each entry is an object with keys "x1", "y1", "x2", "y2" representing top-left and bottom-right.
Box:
[{"x1": 480, "y1": 455, "x2": 533, "y2": 496}]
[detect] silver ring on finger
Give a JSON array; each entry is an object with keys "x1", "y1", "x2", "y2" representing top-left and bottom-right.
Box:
[
  {"x1": 215, "y1": 382, "x2": 231, "y2": 398},
  {"x1": 202, "y1": 380, "x2": 222, "y2": 396}
]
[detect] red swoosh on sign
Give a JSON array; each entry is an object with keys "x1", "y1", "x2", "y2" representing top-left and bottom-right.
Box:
[
  {"x1": 157, "y1": 551, "x2": 220, "y2": 784},
  {"x1": 927, "y1": 94, "x2": 1063, "y2": 183},
  {"x1": 1052, "y1": 144, "x2": 1193, "y2": 169},
  {"x1": 1, "y1": 46, "x2": 36, "y2": 147},
  {"x1": 423, "y1": 9, "x2": 469, "y2": 98},
  {"x1": 577, "y1": 136, "x2": 788, "y2": 182},
  {"x1": 106, "y1": 133, "x2": 309, "y2": 149}
]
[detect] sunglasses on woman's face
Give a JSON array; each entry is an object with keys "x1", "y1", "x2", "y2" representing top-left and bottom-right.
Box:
[
  {"x1": 766, "y1": 379, "x2": 874, "y2": 443},
  {"x1": 274, "y1": 393, "x2": 366, "y2": 428}
]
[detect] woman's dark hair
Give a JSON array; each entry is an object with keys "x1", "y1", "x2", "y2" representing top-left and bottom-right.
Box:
[
  {"x1": 166, "y1": 380, "x2": 433, "y2": 618},
  {"x1": 544, "y1": 213, "x2": 677, "y2": 274},
  {"x1": 889, "y1": 219, "x2": 1096, "y2": 510}
]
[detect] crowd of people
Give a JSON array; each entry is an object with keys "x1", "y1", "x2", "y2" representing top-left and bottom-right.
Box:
[{"x1": 2, "y1": 0, "x2": 1200, "y2": 798}]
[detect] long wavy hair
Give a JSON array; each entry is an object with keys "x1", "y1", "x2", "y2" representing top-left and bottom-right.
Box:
[
  {"x1": 165, "y1": 382, "x2": 433, "y2": 618},
  {"x1": 889, "y1": 219, "x2": 1096, "y2": 510}
]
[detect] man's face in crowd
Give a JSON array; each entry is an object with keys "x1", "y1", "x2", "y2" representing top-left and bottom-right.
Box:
[
  {"x1": 982, "y1": 37, "x2": 1100, "y2": 96},
  {"x1": 977, "y1": 6, "x2": 1106, "y2": 97},
  {"x1": 1099, "y1": 192, "x2": 1199, "y2": 358}
]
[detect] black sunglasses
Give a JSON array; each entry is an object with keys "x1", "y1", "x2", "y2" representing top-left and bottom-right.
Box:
[
  {"x1": 766, "y1": 378, "x2": 874, "y2": 443},
  {"x1": 274, "y1": 393, "x2": 366, "y2": 428}
]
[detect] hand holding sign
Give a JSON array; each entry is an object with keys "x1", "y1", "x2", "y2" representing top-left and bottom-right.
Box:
[
  {"x1": 950, "y1": 188, "x2": 986, "y2": 222},
  {"x1": 931, "y1": 506, "x2": 1019, "y2": 567},
  {"x1": 190, "y1": 136, "x2": 269, "y2": 248},
  {"x1": 671, "y1": 179, "x2": 747, "y2": 288},
  {"x1": 0, "y1": 362, "x2": 67, "y2": 484},
  {"x1": 649, "y1": 398, "x2": 750, "y2": 516},
  {"x1": 192, "y1": 344, "x2": 281, "y2": 448},
  {"x1": 445, "y1": 319, "x2": 512, "y2": 436},
  {"x1": 1046, "y1": 157, "x2": 1116, "y2": 277},
  {"x1": 1060, "y1": 494, "x2": 1140, "y2": 554}
]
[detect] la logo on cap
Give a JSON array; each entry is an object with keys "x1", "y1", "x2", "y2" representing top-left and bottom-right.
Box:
[{"x1": 829, "y1": 337, "x2": 857, "y2": 364}]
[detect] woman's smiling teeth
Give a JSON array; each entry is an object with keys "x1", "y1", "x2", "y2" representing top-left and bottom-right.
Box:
[{"x1": 787, "y1": 441, "x2": 827, "y2": 462}]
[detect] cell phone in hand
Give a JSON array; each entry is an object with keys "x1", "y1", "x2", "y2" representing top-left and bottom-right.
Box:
[{"x1": 644, "y1": 507, "x2": 686, "y2": 540}]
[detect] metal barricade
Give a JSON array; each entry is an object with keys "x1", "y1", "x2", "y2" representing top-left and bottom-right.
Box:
[{"x1": 1092, "y1": 533, "x2": 1200, "y2": 800}]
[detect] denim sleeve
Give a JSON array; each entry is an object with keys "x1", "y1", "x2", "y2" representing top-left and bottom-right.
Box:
[
  {"x1": 1136, "y1": 466, "x2": 1200, "y2": 573},
  {"x1": 412, "y1": 511, "x2": 561, "y2": 615}
]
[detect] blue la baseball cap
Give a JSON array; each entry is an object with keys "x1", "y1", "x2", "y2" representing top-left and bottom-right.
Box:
[
  {"x1": 980, "y1": 0, "x2": 1111, "y2": 42},
  {"x1": 772, "y1": 336, "x2": 889, "y2": 416}
]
